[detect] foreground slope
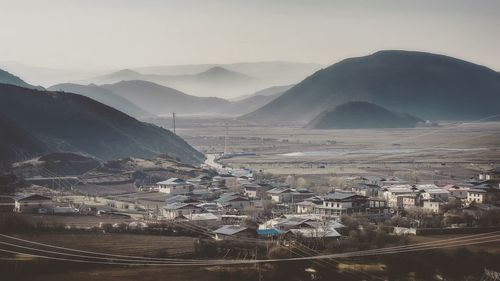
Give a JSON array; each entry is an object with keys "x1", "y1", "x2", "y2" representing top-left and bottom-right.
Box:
[
  {"x1": 0, "y1": 114, "x2": 49, "y2": 170},
  {"x1": 243, "y1": 50, "x2": 500, "y2": 122},
  {"x1": 307, "y1": 101, "x2": 422, "y2": 129},
  {"x1": 0, "y1": 84, "x2": 205, "y2": 165}
]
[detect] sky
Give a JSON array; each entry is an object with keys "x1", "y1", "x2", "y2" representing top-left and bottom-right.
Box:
[{"x1": 0, "y1": 0, "x2": 500, "y2": 71}]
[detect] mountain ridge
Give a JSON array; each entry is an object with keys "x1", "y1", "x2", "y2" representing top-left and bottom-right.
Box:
[
  {"x1": 0, "y1": 83, "x2": 205, "y2": 166},
  {"x1": 242, "y1": 50, "x2": 500, "y2": 123}
]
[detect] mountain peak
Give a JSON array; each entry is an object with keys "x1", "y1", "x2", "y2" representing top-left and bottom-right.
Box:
[
  {"x1": 112, "y1": 69, "x2": 141, "y2": 76},
  {"x1": 198, "y1": 66, "x2": 250, "y2": 79}
]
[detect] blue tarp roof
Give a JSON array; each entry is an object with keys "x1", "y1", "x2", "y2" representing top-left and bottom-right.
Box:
[{"x1": 256, "y1": 228, "x2": 282, "y2": 236}]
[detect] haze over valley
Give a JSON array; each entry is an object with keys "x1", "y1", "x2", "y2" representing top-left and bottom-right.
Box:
[{"x1": 1, "y1": 1, "x2": 500, "y2": 281}]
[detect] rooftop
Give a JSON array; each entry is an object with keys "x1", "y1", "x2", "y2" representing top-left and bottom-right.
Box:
[{"x1": 213, "y1": 225, "x2": 249, "y2": 235}]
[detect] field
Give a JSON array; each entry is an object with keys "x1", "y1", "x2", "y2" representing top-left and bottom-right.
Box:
[
  {"x1": 152, "y1": 117, "x2": 500, "y2": 185},
  {"x1": 8, "y1": 233, "x2": 196, "y2": 257}
]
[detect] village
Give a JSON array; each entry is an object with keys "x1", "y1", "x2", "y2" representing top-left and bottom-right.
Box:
[{"x1": 2, "y1": 154, "x2": 500, "y2": 243}]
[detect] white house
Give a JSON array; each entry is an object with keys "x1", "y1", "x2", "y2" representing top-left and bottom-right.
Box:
[
  {"x1": 467, "y1": 189, "x2": 488, "y2": 204},
  {"x1": 157, "y1": 178, "x2": 192, "y2": 195},
  {"x1": 382, "y1": 185, "x2": 416, "y2": 208},
  {"x1": 422, "y1": 200, "x2": 443, "y2": 213}
]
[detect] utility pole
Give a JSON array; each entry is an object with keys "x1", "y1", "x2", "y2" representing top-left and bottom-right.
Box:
[
  {"x1": 172, "y1": 112, "x2": 176, "y2": 134},
  {"x1": 224, "y1": 123, "x2": 228, "y2": 155}
]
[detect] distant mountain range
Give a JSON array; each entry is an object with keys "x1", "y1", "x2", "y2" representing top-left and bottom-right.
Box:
[
  {"x1": 307, "y1": 101, "x2": 422, "y2": 129},
  {"x1": 81, "y1": 62, "x2": 322, "y2": 99},
  {"x1": 82, "y1": 66, "x2": 256, "y2": 98},
  {"x1": 134, "y1": 61, "x2": 322, "y2": 87},
  {"x1": 49, "y1": 80, "x2": 289, "y2": 117},
  {"x1": 0, "y1": 83, "x2": 205, "y2": 168},
  {"x1": 243, "y1": 50, "x2": 500, "y2": 123}
]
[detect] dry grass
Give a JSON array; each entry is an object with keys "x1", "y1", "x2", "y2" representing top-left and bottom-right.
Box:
[{"x1": 13, "y1": 232, "x2": 196, "y2": 257}]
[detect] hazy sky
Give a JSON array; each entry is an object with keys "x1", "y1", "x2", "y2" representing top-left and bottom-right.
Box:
[{"x1": 1, "y1": 0, "x2": 500, "y2": 70}]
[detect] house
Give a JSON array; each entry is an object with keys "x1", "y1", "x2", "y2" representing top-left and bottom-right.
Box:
[
  {"x1": 467, "y1": 189, "x2": 488, "y2": 204},
  {"x1": 187, "y1": 213, "x2": 220, "y2": 227},
  {"x1": 420, "y1": 188, "x2": 450, "y2": 201},
  {"x1": 351, "y1": 183, "x2": 381, "y2": 197},
  {"x1": 287, "y1": 221, "x2": 342, "y2": 239},
  {"x1": 14, "y1": 194, "x2": 53, "y2": 214},
  {"x1": 295, "y1": 196, "x2": 324, "y2": 214},
  {"x1": 260, "y1": 215, "x2": 344, "y2": 239},
  {"x1": 296, "y1": 201, "x2": 318, "y2": 214},
  {"x1": 243, "y1": 182, "x2": 274, "y2": 199},
  {"x1": 157, "y1": 178, "x2": 192, "y2": 195},
  {"x1": 267, "y1": 187, "x2": 315, "y2": 204},
  {"x1": 478, "y1": 167, "x2": 500, "y2": 182},
  {"x1": 215, "y1": 194, "x2": 251, "y2": 210},
  {"x1": 187, "y1": 175, "x2": 212, "y2": 186},
  {"x1": 267, "y1": 187, "x2": 294, "y2": 203},
  {"x1": 382, "y1": 185, "x2": 416, "y2": 208},
  {"x1": 400, "y1": 194, "x2": 419, "y2": 210},
  {"x1": 162, "y1": 202, "x2": 202, "y2": 220},
  {"x1": 443, "y1": 185, "x2": 469, "y2": 199},
  {"x1": 422, "y1": 200, "x2": 443, "y2": 213},
  {"x1": 313, "y1": 192, "x2": 370, "y2": 217},
  {"x1": 291, "y1": 189, "x2": 316, "y2": 203},
  {"x1": 213, "y1": 225, "x2": 255, "y2": 240}
]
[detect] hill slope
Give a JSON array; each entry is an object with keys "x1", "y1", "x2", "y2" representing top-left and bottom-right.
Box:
[
  {"x1": 243, "y1": 50, "x2": 500, "y2": 123},
  {"x1": 231, "y1": 84, "x2": 293, "y2": 101},
  {"x1": 0, "y1": 69, "x2": 43, "y2": 90},
  {"x1": 0, "y1": 114, "x2": 49, "y2": 170},
  {"x1": 100, "y1": 80, "x2": 231, "y2": 116},
  {"x1": 0, "y1": 84, "x2": 205, "y2": 165},
  {"x1": 307, "y1": 101, "x2": 422, "y2": 129},
  {"x1": 48, "y1": 83, "x2": 154, "y2": 119}
]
